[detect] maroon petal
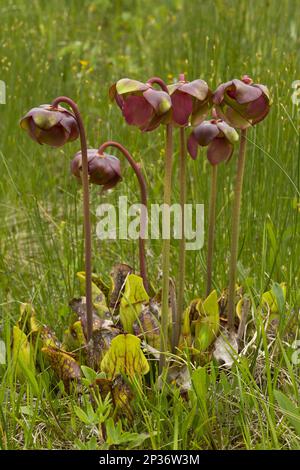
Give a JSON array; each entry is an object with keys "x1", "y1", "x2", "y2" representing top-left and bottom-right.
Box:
[
  {"x1": 193, "y1": 121, "x2": 219, "y2": 146},
  {"x1": 251, "y1": 102, "x2": 270, "y2": 125},
  {"x1": 245, "y1": 94, "x2": 269, "y2": 120},
  {"x1": 171, "y1": 90, "x2": 193, "y2": 126},
  {"x1": 122, "y1": 95, "x2": 153, "y2": 127},
  {"x1": 253, "y1": 83, "x2": 271, "y2": 101},
  {"x1": 143, "y1": 89, "x2": 171, "y2": 115},
  {"x1": 20, "y1": 117, "x2": 40, "y2": 144},
  {"x1": 141, "y1": 109, "x2": 172, "y2": 132},
  {"x1": 180, "y1": 79, "x2": 209, "y2": 101},
  {"x1": 105, "y1": 154, "x2": 122, "y2": 179},
  {"x1": 187, "y1": 133, "x2": 199, "y2": 160},
  {"x1": 61, "y1": 114, "x2": 79, "y2": 141},
  {"x1": 213, "y1": 81, "x2": 234, "y2": 105},
  {"x1": 231, "y1": 79, "x2": 262, "y2": 105},
  {"x1": 38, "y1": 125, "x2": 68, "y2": 147},
  {"x1": 207, "y1": 138, "x2": 233, "y2": 165}
]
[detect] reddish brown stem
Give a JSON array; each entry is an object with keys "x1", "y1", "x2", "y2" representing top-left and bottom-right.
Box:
[
  {"x1": 98, "y1": 141, "x2": 149, "y2": 294},
  {"x1": 228, "y1": 129, "x2": 248, "y2": 330},
  {"x1": 206, "y1": 164, "x2": 218, "y2": 297},
  {"x1": 147, "y1": 77, "x2": 169, "y2": 93},
  {"x1": 51, "y1": 96, "x2": 93, "y2": 342}
]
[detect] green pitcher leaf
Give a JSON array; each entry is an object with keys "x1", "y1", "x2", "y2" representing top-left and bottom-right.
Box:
[
  {"x1": 120, "y1": 274, "x2": 149, "y2": 333},
  {"x1": 101, "y1": 333, "x2": 149, "y2": 379},
  {"x1": 195, "y1": 290, "x2": 220, "y2": 352},
  {"x1": 262, "y1": 282, "x2": 286, "y2": 314},
  {"x1": 12, "y1": 325, "x2": 35, "y2": 380},
  {"x1": 76, "y1": 272, "x2": 109, "y2": 317},
  {"x1": 17, "y1": 302, "x2": 38, "y2": 335},
  {"x1": 63, "y1": 320, "x2": 86, "y2": 352}
]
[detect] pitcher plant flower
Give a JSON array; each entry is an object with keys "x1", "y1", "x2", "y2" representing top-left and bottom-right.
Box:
[
  {"x1": 213, "y1": 76, "x2": 271, "y2": 329},
  {"x1": 213, "y1": 75, "x2": 271, "y2": 130},
  {"x1": 20, "y1": 96, "x2": 94, "y2": 342},
  {"x1": 109, "y1": 78, "x2": 172, "y2": 131},
  {"x1": 20, "y1": 104, "x2": 79, "y2": 147},
  {"x1": 187, "y1": 118, "x2": 239, "y2": 163},
  {"x1": 71, "y1": 150, "x2": 122, "y2": 191},
  {"x1": 168, "y1": 76, "x2": 211, "y2": 127},
  {"x1": 188, "y1": 118, "x2": 239, "y2": 298}
]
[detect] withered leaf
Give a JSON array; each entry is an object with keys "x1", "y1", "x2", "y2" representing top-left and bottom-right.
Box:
[
  {"x1": 212, "y1": 330, "x2": 239, "y2": 368},
  {"x1": 133, "y1": 305, "x2": 160, "y2": 349},
  {"x1": 42, "y1": 346, "x2": 81, "y2": 384},
  {"x1": 109, "y1": 264, "x2": 133, "y2": 310},
  {"x1": 86, "y1": 322, "x2": 121, "y2": 370}
]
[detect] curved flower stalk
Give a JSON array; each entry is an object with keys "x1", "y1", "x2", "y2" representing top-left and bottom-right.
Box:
[
  {"x1": 110, "y1": 76, "x2": 174, "y2": 371},
  {"x1": 96, "y1": 141, "x2": 149, "y2": 294},
  {"x1": 187, "y1": 118, "x2": 239, "y2": 297},
  {"x1": 20, "y1": 97, "x2": 94, "y2": 343},
  {"x1": 213, "y1": 76, "x2": 271, "y2": 329},
  {"x1": 168, "y1": 74, "x2": 212, "y2": 348}
]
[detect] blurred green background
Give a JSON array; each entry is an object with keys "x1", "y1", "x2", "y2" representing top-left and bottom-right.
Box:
[{"x1": 0, "y1": 0, "x2": 299, "y2": 330}]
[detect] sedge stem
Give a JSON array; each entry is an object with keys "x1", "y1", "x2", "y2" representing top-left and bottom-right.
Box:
[
  {"x1": 206, "y1": 164, "x2": 218, "y2": 297},
  {"x1": 227, "y1": 129, "x2": 247, "y2": 330},
  {"x1": 97, "y1": 141, "x2": 149, "y2": 294},
  {"x1": 52, "y1": 96, "x2": 93, "y2": 342}
]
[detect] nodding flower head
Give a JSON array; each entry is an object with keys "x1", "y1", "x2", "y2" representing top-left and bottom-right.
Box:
[
  {"x1": 187, "y1": 118, "x2": 239, "y2": 165},
  {"x1": 109, "y1": 78, "x2": 172, "y2": 132},
  {"x1": 20, "y1": 104, "x2": 79, "y2": 147},
  {"x1": 213, "y1": 75, "x2": 271, "y2": 129},
  {"x1": 71, "y1": 150, "x2": 122, "y2": 191},
  {"x1": 168, "y1": 78, "x2": 211, "y2": 127}
]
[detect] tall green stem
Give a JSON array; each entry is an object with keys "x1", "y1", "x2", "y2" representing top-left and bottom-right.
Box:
[
  {"x1": 206, "y1": 164, "x2": 218, "y2": 297},
  {"x1": 51, "y1": 96, "x2": 93, "y2": 342},
  {"x1": 159, "y1": 123, "x2": 173, "y2": 372},
  {"x1": 227, "y1": 129, "x2": 247, "y2": 330},
  {"x1": 175, "y1": 126, "x2": 186, "y2": 349}
]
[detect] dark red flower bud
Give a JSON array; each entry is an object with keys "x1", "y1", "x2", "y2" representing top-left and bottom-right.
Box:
[
  {"x1": 213, "y1": 76, "x2": 271, "y2": 129},
  {"x1": 71, "y1": 150, "x2": 122, "y2": 190},
  {"x1": 109, "y1": 78, "x2": 172, "y2": 132},
  {"x1": 187, "y1": 119, "x2": 239, "y2": 165},
  {"x1": 20, "y1": 104, "x2": 79, "y2": 147},
  {"x1": 168, "y1": 78, "x2": 211, "y2": 127}
]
